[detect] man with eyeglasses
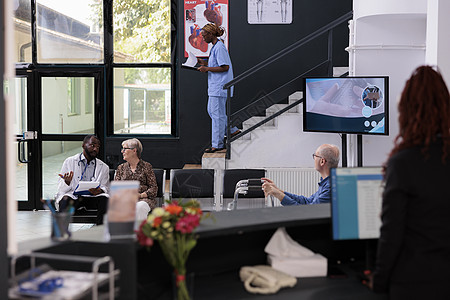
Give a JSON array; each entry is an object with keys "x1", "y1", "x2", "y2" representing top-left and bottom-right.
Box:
[
  {"x1": 262, "y1": 144, "x2": 339, "y2": 205},
  {"x1": 56, "y1": 135, "x2": 110, "y2": 225}
]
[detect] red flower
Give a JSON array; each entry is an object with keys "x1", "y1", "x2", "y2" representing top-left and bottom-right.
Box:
[
  {"x1": 165, "y1": 204, "x2": 183, "y2": 215},
  {"x1": 153, "y1": 216, "x2": 163, "y2": 228},
  {"x1": 136, "y1": 221, "x2": 154, "y2": 247},
  {"x1": 175, "y1": 214, "x2": 200, "y2": 234}
]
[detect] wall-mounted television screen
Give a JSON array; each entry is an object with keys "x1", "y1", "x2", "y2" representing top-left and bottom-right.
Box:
[{"x1": 303, "y1": 77, "x2": 389, "y2": 135}]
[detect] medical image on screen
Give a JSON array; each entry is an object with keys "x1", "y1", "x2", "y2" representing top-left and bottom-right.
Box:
[{"x1": 304, "y1": 77, "x2": 388, "y2": 135}]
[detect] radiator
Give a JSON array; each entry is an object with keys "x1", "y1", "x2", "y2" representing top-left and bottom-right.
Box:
[{"x1": 266, "y1": 168, "x2": 321, "y2": 198}]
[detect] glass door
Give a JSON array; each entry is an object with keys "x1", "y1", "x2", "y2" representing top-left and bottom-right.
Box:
[
  {"x1": 39, "y1": 72, "x2": 102, "y2": 204},
  {"x1": 12, "y1": 69, "x2": 103, "y2": 210},
  {"x1": 12, "y1": 72, "x2": 40, "y2": 210}
]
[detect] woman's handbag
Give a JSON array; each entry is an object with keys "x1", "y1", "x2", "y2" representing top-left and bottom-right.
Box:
[{"x1": 239, "y1": 265, "x2": 297, "y2": 294}]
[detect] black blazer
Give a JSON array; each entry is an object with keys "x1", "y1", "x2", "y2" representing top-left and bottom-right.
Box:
[{"x1": 373, "y1": 141, "x2": 450, "y2": 293}]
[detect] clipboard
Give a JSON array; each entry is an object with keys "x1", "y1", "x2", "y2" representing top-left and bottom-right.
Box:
[
  {"x1": 74, "y1": 181, "x2": 100, "y2": 196},
  {"x1": 182, "y1": 51, "x2": 200, "y2": 71},
  {"x1": 181, "y1": 65, "x2": 199, "y2": 71}
]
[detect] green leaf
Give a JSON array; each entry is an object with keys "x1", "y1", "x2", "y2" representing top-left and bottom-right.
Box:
[{"x1": 185, "y1": 239, "x2": 197, "y2": 252}]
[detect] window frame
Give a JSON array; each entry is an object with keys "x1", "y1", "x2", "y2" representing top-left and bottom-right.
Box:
[{"x1": 17, "y1": 0, "x2": 177, "y2": 138}]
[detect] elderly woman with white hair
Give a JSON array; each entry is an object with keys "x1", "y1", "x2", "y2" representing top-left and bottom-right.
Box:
[{"x1": 114, "y1": 138, "x2": 158, "y2": 220}]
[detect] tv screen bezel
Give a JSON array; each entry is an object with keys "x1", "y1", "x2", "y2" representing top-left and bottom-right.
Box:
[{"x1": 302, "y1": 76, "x2": 389, "y2": 136}]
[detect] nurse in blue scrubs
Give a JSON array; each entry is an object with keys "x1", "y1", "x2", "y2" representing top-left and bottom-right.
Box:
[{"x1": 197, "y1": 23, "x2": 239, "y2": 153}]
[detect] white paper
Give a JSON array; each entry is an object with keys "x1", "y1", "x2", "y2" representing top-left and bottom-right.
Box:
[
  {"x1": 182, "y1": 51, "x2": 197, "y2": 68},
  {"x1": 75, "y1": 181, "x2": 100, "y2": 192},
  {"x1": 268, "y1": 254, "x2": 328, "y2": 278},
  {"x1": 265, "y1": 227, "x2": 315, "y2": 258}
]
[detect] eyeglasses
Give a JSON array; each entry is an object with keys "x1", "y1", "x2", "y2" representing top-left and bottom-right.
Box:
[
  {"x1": 121, "y1": 147, "x2": 135, "y2": 152},
  {"x1": 312, "y1": 153, "x2": 326, "y2": 162}
]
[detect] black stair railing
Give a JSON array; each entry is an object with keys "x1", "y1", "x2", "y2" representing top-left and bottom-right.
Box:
[{"x1": 223, "y1": 11, "x2": 353, "y2": 159}]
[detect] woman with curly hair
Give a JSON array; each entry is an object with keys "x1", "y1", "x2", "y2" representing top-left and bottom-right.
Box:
[{"x1": 368, "y1": 66, "x2": 450, "y2": 299}]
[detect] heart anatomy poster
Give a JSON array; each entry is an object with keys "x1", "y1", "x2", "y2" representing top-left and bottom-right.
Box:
[
  {"x1": 184, "y1": 0, "x2": 229, "y2": 57},
  {"x1": 248, "y1": 0, "x2": 292, "y2": 24}
]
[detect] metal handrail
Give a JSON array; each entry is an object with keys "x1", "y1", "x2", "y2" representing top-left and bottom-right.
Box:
[
  {"x1": 224, "y1": 11, "x2": 353, "y2": 159},
  {"x1": 223, "y1": 11, "x2": 353, "y2": 89},
  {"x1": 230, "y1": 60, "x2": 329, "y2": 129}
]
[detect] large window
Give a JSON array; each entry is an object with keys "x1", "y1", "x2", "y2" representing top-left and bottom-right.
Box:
[
  {"x1": 42, "y1": 77, "x2": 95, "y2": 134},
  {"x1": 113, "y1": 0, "x2": 172, "y2": 134},
  {"x1": 36, "y1": 0, "x2": 104, "y2": 64},
  {"x1": 13, "y1": 0, "x2": 32, "y2": 63},
  {"x1": 113, "y1": 0, "x2": 171, "y2": 63},
  {"x1": 113, "y1": 68, "x2": 171, "y2": 134}
]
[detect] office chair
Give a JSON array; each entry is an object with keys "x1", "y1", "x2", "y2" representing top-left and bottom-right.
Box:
[
  {"x1": 170, "y1": 169, "x2": 215, "y2": 211},
  {"x1": 222, "y1": 169, "x2": 266, "y2": 210}
]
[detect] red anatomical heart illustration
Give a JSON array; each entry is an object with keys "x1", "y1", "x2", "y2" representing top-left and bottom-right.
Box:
[
  {"x1": 189, "y1": 25, "x2": 208, "y2": 52},
  {"x1": 204, "y1": 1, "x2": 223, "y2": 26}
]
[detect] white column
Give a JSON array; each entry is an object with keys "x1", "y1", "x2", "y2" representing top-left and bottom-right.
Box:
[
  {"x1": 350, "y1": 0, "x2": 427, "y2": 167},
  {"x1": 426, "y1": 0, "x2": 450, "y2": 85}
]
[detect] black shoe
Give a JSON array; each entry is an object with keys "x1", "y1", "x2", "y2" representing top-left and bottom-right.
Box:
[
  {"x1": 204, "y1": 147, "x2": 225, "y2": 153},
  {"x1": 230, "y1": 130, "x2": 242, "y2": 138}
]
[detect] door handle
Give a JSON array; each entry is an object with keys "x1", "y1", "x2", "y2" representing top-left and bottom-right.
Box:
[
  {"x1": 18, "y1": 131, "x2": 37, "y2": 163},
  {"x1": 18, "y1": 139, "x2": 30, "y2": 163}
]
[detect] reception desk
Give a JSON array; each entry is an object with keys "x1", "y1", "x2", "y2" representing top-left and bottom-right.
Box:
[{"x1": 14, "y1": 204, "x2": 387, "y2": 299}]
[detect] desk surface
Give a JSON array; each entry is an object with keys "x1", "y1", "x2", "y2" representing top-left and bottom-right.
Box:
[
  {"x1": 156, "y1": 268, "x2": 388, "y2": 300},
  {"x1": 18, "y1": 204, "x2": 331, "y2": 252},
  {"x1": 196, "y1": 204, "x2": 331, "y2": 238}
]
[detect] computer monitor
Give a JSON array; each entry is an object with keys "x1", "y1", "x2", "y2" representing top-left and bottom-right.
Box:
[
  {"x1": 330, "y1": 167, "x2": 384, "y2": 240},
  {"x1": 303, "y1": 76, "x2": 389, "y2": 135}
]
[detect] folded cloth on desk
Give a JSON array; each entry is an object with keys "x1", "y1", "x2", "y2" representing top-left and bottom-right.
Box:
[
  {"x1": 265, "y1": 227, "x2": 327, "y2": 278},
  {"x1": 239, "y1": 265, "x2": 297, "y2": 294}
]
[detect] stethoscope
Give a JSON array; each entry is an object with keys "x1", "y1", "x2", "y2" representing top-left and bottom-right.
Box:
[{"x1": 78, "y1": 153, "x2": 97, "y2": 181}]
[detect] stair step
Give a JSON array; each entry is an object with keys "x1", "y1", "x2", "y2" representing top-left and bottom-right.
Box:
[
  {"x1": 266, "y1": 103, "x2": 299, "y2": 114},
  {"x1": 288, "y1": 91, "x2": 303, "y2": 103},
  {"x1": 243, "y1": 116, "x2": 276, "y2": 127},
  {"x1": 333, "y1": 66, "x2": 348, "y2": 77}
]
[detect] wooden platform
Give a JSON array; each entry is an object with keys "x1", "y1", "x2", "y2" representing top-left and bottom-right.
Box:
[
  {"x1": 182, "y1": 164, "x2": 202, "y2": 169},
  {"x1": 202, "y1": 151, "x2": 226, "y2": 159}
]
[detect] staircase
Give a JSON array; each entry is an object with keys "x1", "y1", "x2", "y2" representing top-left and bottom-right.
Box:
[{"x1": 202, "y1": 67, "x2": 347, "y2": 170}]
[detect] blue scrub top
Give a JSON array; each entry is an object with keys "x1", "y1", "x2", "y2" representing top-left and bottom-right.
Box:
[{"x1": 207, "y1": 40, "x2": 233, "y2": 97}]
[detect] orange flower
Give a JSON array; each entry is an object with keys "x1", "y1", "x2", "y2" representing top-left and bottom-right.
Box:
[
  {"x1": 165, "y1": 204, "x2": 183, "y2": 215},
  {"x1": 153, "y1": 216, "x2": 163, "y2": 227}
]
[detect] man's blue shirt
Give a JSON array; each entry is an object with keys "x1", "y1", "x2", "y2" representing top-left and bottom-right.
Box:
[{"x1": 281, "y1": 176, "x2": 331, "y2": 205}]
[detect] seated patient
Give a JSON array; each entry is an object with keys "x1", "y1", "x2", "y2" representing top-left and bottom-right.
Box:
[
  {"x1": 262, "y1": 144, "x2": 339, "y2": 205},
  {"x1": 114, "y1": 138, "x2": 158, "y2": 220},
  {"x1": 56, "y1": 135, "x2": 110, "y2": 225}
]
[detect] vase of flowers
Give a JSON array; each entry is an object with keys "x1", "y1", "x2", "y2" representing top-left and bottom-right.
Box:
[{"x1": 136, "y1": 199, "x2": 208, "y2": 300}]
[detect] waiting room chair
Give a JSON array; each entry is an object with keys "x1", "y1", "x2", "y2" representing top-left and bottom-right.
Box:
[
  {"x1": 170, "y1": 169, "x2": 215, "y2": 211},
  {"x1": 222, "y1": 169, "x2": 267, "y2": 210}
]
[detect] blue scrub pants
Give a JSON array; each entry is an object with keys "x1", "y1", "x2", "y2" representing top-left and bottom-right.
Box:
[{"x1": 207, "y1": 96, "x2": 238, "y2": 148}]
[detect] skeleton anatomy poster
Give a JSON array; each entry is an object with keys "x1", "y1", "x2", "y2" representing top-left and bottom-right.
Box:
[
  {"x1": 248, "y1": 0, "x2": 292, "y2": 24},
  {"x1": 184, "y1": 0, "x2": 229, "y2": 57}
]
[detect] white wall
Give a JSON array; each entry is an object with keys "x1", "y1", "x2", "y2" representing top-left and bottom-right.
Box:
[{"x1": 351, "y1": 0, "x2": 427, "y2": 166}]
